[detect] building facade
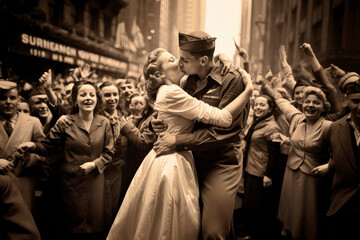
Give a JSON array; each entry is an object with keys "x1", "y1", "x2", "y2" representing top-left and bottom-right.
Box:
[
  {"x1": 242, "y1": 0, "x2": 360, "y2": 76},
  {"x1": 263, "y1": 0, "x2": 360, "y2": 74},
  {"x1": 1, "y1": 0, "x2": 131, "y2": 82}
]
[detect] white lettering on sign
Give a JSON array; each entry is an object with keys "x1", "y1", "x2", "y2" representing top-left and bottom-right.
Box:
[
  {"x1": 20, "y1": 33, "x2": 127, "y2": 72},
  {"x1": 22, "y1": 33, "x2": 76, "y2": 57}
]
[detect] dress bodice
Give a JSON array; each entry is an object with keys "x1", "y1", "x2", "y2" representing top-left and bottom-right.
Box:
[{"x1": 154, "y1": 84, "x2": 233, "y2": 135}]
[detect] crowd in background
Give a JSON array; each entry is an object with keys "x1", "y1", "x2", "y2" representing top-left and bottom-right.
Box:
[{"x1": 1, "y1": 37, "x2": 360, "y2": 240}]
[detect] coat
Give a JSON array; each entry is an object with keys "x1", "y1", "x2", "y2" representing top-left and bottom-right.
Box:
[
  {"x1": 327, "y1": 115, "x2": 360, "y2": 216},
  {"x1": 34, "y1": 113, "x2": 114, "y2": 233},
  {"x1": 0, "y1": 175, "x2": 41, "y2": 240},
  {"x1": 0, "y1": 113, "x2": 45, "y2": 210}
]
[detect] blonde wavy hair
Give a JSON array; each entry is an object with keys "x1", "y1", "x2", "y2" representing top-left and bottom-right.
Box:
[{"x1": 303, "y1": 86, "x2": 331, "y2": 116}]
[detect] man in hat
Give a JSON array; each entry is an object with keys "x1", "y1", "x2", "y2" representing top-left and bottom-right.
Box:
[
  {"x1": 154, "y1": 31, "x2": 249, "y2": 239},
  {"x1": 327, "y1": 70, "x2": 360, "y2": 239},
  {"x1": 0, "y1": 80, "x2": 44, "y2": 211},
  {"x1": 29, "y1": 86, "x2": 52, "y2": 131}
]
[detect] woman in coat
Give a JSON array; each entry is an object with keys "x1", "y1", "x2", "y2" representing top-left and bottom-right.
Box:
[
  {"x1": 18, "y1": 80, "x2": 114, "y2": 240},
  {"x1": 242, "y1": 95, "x2": 282, "y2": 240}
]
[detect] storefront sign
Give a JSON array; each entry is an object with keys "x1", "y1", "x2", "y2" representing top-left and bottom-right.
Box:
[{"x1": 8, "y1": 33, "x2": 128, "y2": 73}]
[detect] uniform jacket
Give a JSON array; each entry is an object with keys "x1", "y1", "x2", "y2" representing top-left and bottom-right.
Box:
[
  {"x1": 176, "y1": 63, "x2": 249, "y2": 164},
  {"x1": 327, "y1": 115, "x2": 360, "y2": 216}
]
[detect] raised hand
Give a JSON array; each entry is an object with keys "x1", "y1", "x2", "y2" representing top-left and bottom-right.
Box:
[
  {"x1": 329, "y1": 64, "x2": 346, "y2": 80},
  {"x1": 300, "y1": 43, "x2": 315, "y2": 57},
  {"x1": 279, "y1": 45, "x2": 289, "y2": 67},
  {"x1": 255, "y1": 73, "x2": 264, "y2": 85},
  {"x1": 39, "y1": 69, "x2": 52, "y2": 88},
  {"x1": 239, "y1": 48, "x2": 249, "y2": 61},
  {"x1": 237, "y1": 67, "x2": 254, "y2": 91},
  {"x1": 216, "y1": 53, "x2": 232, "y2": 76}
]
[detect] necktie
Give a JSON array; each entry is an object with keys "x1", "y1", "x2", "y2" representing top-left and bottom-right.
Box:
[{"x1": 3, "y1": 120, "x2": 13, "y2": 137}]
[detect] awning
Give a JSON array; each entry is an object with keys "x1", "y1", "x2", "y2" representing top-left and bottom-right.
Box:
[{"x1": 7, "y1": 32, "x2": 128, "y2": 74}]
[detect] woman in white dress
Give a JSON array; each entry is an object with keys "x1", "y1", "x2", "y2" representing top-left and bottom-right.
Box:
[{"x1": 107, "y1": 48, "x2": 253, "y2": 240}]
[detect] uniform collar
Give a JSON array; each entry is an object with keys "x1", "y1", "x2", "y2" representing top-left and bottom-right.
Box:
[{"x1": 206, "y1": 61, "x2": 223, "y2": 85}]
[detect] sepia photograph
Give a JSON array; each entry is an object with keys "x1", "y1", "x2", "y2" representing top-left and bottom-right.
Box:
[{"x1": 0, "y1": 0, "x2": 360, "y2": 239}]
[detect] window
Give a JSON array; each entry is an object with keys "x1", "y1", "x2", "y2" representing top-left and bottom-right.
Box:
[
  {"x1": 311, "y1": 22, "x2": 322, "y2": 52},
  {"x1": 330, "y1": 3, "x2": 344, "y2": 49},
  {"x1": 301, "y1": 0, "x2": 308, "y2": 20},
  {"x1": 104, "y1": 15, "x2": 112, "y2": 39},
  {"x1": 89, "y1": 7, "x2": 99, "y2": 35}
]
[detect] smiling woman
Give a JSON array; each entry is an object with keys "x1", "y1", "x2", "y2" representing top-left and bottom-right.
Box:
[
  {"x1": 17, "y1": 80, "x2": 114, "y2": 239},
  {"x1": 274, "y1": 86, "x2": 332, "y2": 240}
]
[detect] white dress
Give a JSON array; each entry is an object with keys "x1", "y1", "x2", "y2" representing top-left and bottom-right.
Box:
[{"x1": 107, "y1": 84, "x2": 233, "y2": 240}]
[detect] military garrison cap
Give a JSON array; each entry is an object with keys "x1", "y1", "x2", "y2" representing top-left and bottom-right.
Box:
[
  {"x1": 29, "y1": 86, "x2": 46, "y2": 97},
  {"x1": 0, "y1": 80, "x2": 17, "y2": 91},
  {"x1": 338, "y1": 72, "x2": 360, "y2": 93},
  {"x1": 179, "y1": 31, "x2": 216, "y2": 52}
]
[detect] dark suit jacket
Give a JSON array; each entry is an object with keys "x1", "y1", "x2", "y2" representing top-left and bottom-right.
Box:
[
  {"x1": 327, "y1": 115, "x2": 360, "y2": 216},
  {"x1": 0, "y1": 175, "x2": 41, "y2": 240}
]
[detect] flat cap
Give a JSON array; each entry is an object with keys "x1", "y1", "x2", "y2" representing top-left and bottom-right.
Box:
[
  {"x1": 0, "y1": 80, "x2": 17, "y2": 91},
  {"x1": 179, "y1": 31, "x2": 216, "y2": 52},
  {"x1": 338, "y1": 72, "x2": 360, "y2": 92}
]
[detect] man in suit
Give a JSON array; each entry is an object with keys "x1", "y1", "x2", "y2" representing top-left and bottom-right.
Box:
[
  {"x1": 327, "y1": 72, "x2": 360, "y2": 240},
  {"x1": 0, "y1": 175, "x2": 41, "y2": 240},
  {"x1": 0, "y1": 80, "x2": 45, "y2": 211},
  {"x1": 153, "y1": 31, "x2": 249, "y2": 239}
]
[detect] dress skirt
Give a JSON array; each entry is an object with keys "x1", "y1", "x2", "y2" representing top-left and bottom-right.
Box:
[
  {"x1": 107, "y1": 149, "x2": 200, "y2": 240},
  {"x1": 278, "y1": 166, "x2": 319, "y2": 240}
]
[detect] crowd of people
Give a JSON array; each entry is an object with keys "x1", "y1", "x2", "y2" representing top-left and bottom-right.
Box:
[{"x1": 0, "y1": 30, "x2": 359, "y2": 240}]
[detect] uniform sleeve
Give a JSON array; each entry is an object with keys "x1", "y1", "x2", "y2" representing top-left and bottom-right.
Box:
[
  {"x1": 34, "y1": 118, "x2": 66, "y2": 157},
  {"x1": 159, "y1": 85, "x2": 233, "y2": 128},
  {"x1": 175, "y1": 72, "x2": 248, "y2": 151},
  {"x1": 93, "y1": 119, "x2": 114, "y2": 174},
  {"x1": 121, "y1": 115, "x2": 157, "y2": 151}
]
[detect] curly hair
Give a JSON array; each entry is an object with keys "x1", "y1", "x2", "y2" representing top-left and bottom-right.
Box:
[
  {"x1": 302, "y1": 86, "x2": 331, "y2": 116},
  {"x1": 71, "y1": 80, "x2": 103, "y2": 114},
  {"x1": 143, "y1": 48, "x2": 168, "y2": 102}
]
